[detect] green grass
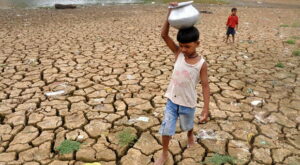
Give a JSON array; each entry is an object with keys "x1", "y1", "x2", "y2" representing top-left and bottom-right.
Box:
[
  {"x1": 118, "y1": 129, "x2": 136, "y2": 146},
  {"x1": 56, "y1": 140, "x2": 81, "y2": 154},
  {"x1": 202, "y1": 154, "x2": 238, "y2": 165},
  {"x1": 280, "y1": 23, "x2": 300, "y2": 28},
  {"x1": 291, "y1": 36, "x2": 300, "y2": 40},
  {"x1": 285, "y1": 39, "x2": 296, "y2": 44},
  {"x1": 292, "y1": 50, "x2": 300, "y2": 56},
  {"x1": 291, "y1": 22, "x2": 300, "y2": 27},
  {"x1": 289, "y1": 162, "x2": 299, "y2": 165},
  {"x1": 38, "y1": 6, "x2": 53, "y2": 9},
  {"x1": 280, "y1": 24, "x2": 289, "y2": 27},
  {"x1": 275, "y1": 63, "x2": 285, "y2": 68}
]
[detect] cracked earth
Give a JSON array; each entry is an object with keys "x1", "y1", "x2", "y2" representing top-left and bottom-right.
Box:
[{"x1": 0, "y1": 1, "x2": 299, "y2": 165}]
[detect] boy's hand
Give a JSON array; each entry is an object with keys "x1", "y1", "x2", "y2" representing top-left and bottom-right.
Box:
[
  {"x1": 198, "y1": 110, "x2": 209, "y2": 123},
  {"x1": 161, "y1": 1, "x2": 180, "y2": 54},
  {"x1": 169, "y1": 2, "x2": 178, "y2": 8}
]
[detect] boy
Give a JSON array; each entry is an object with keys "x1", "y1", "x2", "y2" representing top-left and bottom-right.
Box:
[
  {"x1": 155, "y1": 2, "x2": 210, "y2": 165},
  {"x1": 225, "y1": 8, "x2": 239, "y2": 43}
]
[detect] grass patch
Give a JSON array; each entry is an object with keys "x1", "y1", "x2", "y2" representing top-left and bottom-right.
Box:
[
  {"x1": 202, "y1": 154, "x2": 238, "y2": 165},
  {"x1": 279, "y1": 24, "x2": 289, "y2": 27},
  {"x1": 118, "y1": 128, "x2": 136, "y2": 146},
  {"x1": 288, "y1": 162, "x2": 299, "y2": 165},
  {"x1": 291, "y1": 36, "x2": 300, "y2": 40},
  {"x1": 285, "y1": 39, "x2": 296, "y2": 44},
  {"x1": 292, "y1": 50, "x2": 300, "y2": 56},
  {"x1": 56, "y1": 140, "x2": 81, "y2": 154},
  {"x1": 291, "y1": 22, "x2": 300, "y2": 27},
  {"x1": 38, "y1": 6, "x2": 53, "y2": 9},
  {"x1": 280, "y1": 23, "x2": 300, "y2": 28},
  {"x1": 275, "y1": 63, "x2": 284, "y2": 68}
]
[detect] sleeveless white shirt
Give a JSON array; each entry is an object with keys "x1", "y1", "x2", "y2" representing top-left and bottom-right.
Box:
[{"x1": 165, "y1": 53, "x2": 205, "y2": 108}]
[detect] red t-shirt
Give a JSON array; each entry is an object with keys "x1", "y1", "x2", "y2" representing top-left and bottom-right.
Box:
[{"x1": 226, "y1": 15, "x2": 238, "y2": 28}]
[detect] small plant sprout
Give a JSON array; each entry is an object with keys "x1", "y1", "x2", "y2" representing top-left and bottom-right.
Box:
[
  {"x1": 118, "y1": 128, "x2": 137, "y2": 146},
  {"x1": 56, "y1": 140, "x2": 81, "y2": 154},
  {"x1": 275, "y1": 63, "x2": 284, "y2": 68}
]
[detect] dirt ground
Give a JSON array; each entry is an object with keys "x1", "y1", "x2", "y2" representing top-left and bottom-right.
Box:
[{"x1": 0, "y1": 0, "x2": 299, "y2": 164}]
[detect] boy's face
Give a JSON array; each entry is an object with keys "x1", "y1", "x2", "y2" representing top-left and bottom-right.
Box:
[
  {"x1": 232, "y1": 10, "x2": 237, "y2": 15},
  {"x1": 179, "y1": 41, "x2": 199, "y2": 57}
]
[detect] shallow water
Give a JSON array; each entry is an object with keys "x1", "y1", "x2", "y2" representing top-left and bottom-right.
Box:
[{"x1": 0, "y1": 0, "x2": 146, "y2": 9}]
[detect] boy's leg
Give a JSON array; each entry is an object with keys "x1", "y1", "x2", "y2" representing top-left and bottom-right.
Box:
[
  {"x1": 187, "y1": 128, "x2": 195, "y2": 147},
  {"x1": 225, "y1": 28, "x2": 230, "y2": 43},
  {"x1": 178, "y1": 106, "x2": 196, "y2": 147},
  {"x1": 156, "y1": 99, "x2": 178, "y2": 165},
  {"x1": 154, "y1": 136, "x2": 171, "y2": 165},
  {"x1": 226, "y1": 35, "x2": 230, "y2": 43},
  {"x1": 232, "y1": 28, "x2": 236, "y2": 43}
]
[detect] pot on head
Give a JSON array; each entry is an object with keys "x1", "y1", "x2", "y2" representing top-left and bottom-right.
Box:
[{"x1": 168, "y1": 1, "x2": 200, "y2": 29}]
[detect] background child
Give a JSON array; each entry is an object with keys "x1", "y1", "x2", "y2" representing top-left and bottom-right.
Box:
[
  {"x1": 155, "y1": 2, "x2": 210, "y2": 165},
  {"x1": 226, "y1": 8, "x2": 239, "y2": 43}
]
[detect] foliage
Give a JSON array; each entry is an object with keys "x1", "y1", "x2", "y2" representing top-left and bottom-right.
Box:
[
  {"x1": 292, "y1": 50, "x2": 300, "y2": 56},
  {"x1": 56, "y1": 140, "x2": 81, "y2": 154},
  {"x1": 279, "y1": 24, "x2": 289, "y2": 27},
  {"x1": 275, "y1": 63, "x2": 284, "y2": 68},
  {"x1": 118, "y1": 129, "x2": 137, "y2": 146},
  {"x1": 291, "y1": 22, "x2": 300, "y2": 27},
  {"x1": 202, "y1": 154, "x2": 238, "y2": 165},
  {"x1": 285, "y1": 40, "x2": 295, "y2": 44}
]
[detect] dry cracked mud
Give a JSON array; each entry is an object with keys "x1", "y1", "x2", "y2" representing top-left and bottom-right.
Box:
[{"x1": 0, "y1": 1, "x2": 299, "y2": 165}]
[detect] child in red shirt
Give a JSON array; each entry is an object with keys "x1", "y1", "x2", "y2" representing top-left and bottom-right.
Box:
[{"x1": 226, "y1": 8, "x2": 238, "y2": 43}]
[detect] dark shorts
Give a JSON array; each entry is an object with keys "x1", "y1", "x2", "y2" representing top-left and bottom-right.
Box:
[{"x1": 226, "y1": 27, "x2": 235, "y2": 36}]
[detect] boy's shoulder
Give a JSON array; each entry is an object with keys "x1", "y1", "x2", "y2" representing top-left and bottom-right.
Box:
[{"x1": 229, "y1": 15, "x2": 238, "y2": 19}]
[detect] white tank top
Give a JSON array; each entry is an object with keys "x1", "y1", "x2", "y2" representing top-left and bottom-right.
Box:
[{"x1": 165, "y1": 53, "x2": 205, "y2": 108}]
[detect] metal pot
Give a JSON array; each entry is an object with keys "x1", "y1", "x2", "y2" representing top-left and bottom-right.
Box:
[{"x1": 168, "y1": 1, "x2": 200, "y2": 29}]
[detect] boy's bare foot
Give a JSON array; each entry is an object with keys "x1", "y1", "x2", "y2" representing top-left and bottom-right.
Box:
[
  {"x1": 154, "y1": 152, "x2": 168, "y2": 165},
  {"x1": 187, "y1": 134, "x2": 196, "y2": 148}
]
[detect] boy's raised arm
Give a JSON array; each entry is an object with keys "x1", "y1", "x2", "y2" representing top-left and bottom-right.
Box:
[{"x1": 161, "y1": 5, "x2": 179, "y2": 55}]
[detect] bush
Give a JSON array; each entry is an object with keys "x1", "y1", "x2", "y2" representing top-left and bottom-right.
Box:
[
  {"x1": 118, "y1": 129, "x2": 136, "y2": 146},
  {"x1": 280, "y1": 24, "x2": 289, "y2": 27},
  {"x1": 56, "y1": 140, "x2": 81, "y2": 154},
  {"x1": 285, "y1": 40, "x2": 296, "y2": 44},
  {"x1": 202, "y1": 154, "x2": 238, "y2": 165},
  {"x1": 292, "y1": 50, "x2": 300, "y2": 56},
  {"x1": 275, "y1": 63, "x2": 284, "y2": 68}
]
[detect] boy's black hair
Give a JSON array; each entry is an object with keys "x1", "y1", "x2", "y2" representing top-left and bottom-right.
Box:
[
  {"x1": 231, "y1": 8, "x2": 237, "y2": 12},
  {"x1": 177, "y1": 26, "x2": 199, "y2": 43}
]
